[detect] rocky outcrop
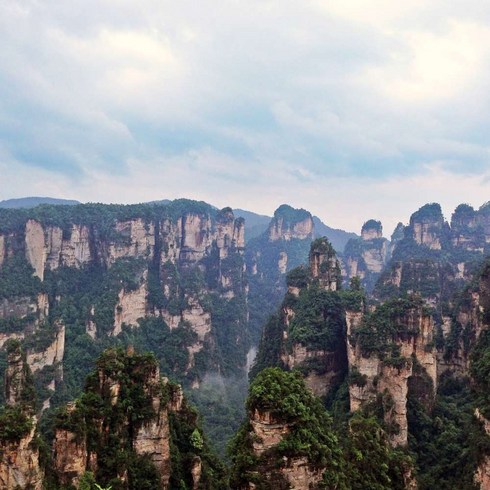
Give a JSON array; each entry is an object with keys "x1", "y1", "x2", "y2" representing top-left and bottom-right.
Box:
[
  {"x1": 113, "y1": 276, "x2": 148, "y2": 336},
  {"x1": 267, "y1": 205, "x2": 314, "y2": 242},
  {"x1": 0, "y1": 344, "x2": 43, "y2": 489},
  {"x1": 16, "y1": 210, "x2": 241, "y2": 280},
  {"x1": 247, "y1": 409, "x2": 325, "y2": 489},
  {"x1": 342, "y1": 220, "x2": 390, "y2": 290},
  {"x1": 347, "y1": 300, "x2": 437, "y2": 447},
  {"x1": 133, "y1": 391, "x2": 171, "y2": 488},
  {"x1": 409, "y1": 203, "x2": 447, "y2": 250},
  {"x1": 182, "y1": 296, "x2": 212, "y2": 370},
  {"x1": 309, "y1": 238, "x2": 340, "y2": 291},
  {"x1": 1, "y1": 202, "x2": 249, "y2": 393},
  {"x1": 24, "y1": 220, "x2": 93, "y2": 278},
  {"x1": 0, "y1": 425, "x2": 43, "y2": 490},
  {"x1": 281, "y1": 343, "x2": 345, "y2": 397},
  {"x1": 52, "y1": 403, "x2": 94, "y2": 487},
  {"x1": 5, "y1": 346, "x2": 29, "y2": 405},
  {"x1": 108, "y1": 219, "x2": 155, "y2": 263},
  {"x1": 361, "y1": 220, "x2": 383, "y2": 240},
  {"x1": 251, "y1": 409, "x2": 290, "y2": 455},
  {"x1": 51, "y1": 348, "x2": 214, "y2": 489},
  {"x1": 25, "y1": 220, "x2": 46, "y2": 280},
  {"x1": 26, "y1": 323, "x2": 65, "y2": 374}
]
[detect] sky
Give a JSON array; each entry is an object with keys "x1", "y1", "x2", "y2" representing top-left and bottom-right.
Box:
[{"x1": 1, "y1": 0, "x2": 490, "y2": 235}]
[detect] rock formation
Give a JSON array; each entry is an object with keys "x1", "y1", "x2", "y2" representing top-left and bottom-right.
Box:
[
  {"x1": 52, "y1": 348, "x2": 224, "y2": 489},
  {"x1": 267, "y1": 205, "x2": 314, "y2": 242},
  {"x1": 342, "y1": 219, "x2": 390, "y2": 291},
  {"x1": 0, "y1": 342, "x2": 43, "y2": 489},
  {"x1": 347, "y1": 296, "x2": 437, "y2": 446}
]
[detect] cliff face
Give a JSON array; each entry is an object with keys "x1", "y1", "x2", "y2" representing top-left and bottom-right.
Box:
[
  {"x1": 53, "y1": 352, "x2": 174, "y2": 488},
  {"x1": 252, "y1": 238, "x2": 347, "y2": 399},
  {"x1": 231, "y1": 368, "x2": 344, "y2": 490},
  {"x1": 0, "y1": 202, "x2": 248, "y2": 391},
  {"x1": 409, "y1": 205, "x2": 446, "y2": 250},
  {"x1": 249, "y1": 408, "x2": 324, "y2": 488},
  {"x1": 375, "y1": 202, "x2": 490, "y2": 304},
  {"x1": 342, "y1": 219, "x2": 390, "y2": 291},
  {"x1": 0, "y1": 425, "x2": 43, "y2": 490},
  {"x1": 267, "y1": 205, "x2": 314, "y2": 242},
  {"x1": 0, "y1": 344, "x2": 43, "y2": 489},
  {"x1": 347, "y1": 298, "x2": 437, "y2": 447},
  {"x1": 246, "y1": 205, "x2": 317, "y2": 345},
  {"x1": 52, "y1": 348, "x2": 221, "y2": 489}
]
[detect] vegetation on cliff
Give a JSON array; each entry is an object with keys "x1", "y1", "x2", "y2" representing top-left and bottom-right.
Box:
[
  {"x1": 46, "y1": 347, "x2": 226, "y2": 489},
  {"x1": 230, "y1": 367, "x2": 411, "y2": 489}
]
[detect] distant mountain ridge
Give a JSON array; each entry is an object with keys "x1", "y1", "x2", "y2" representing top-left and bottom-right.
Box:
[
  {"x1": 0, "y1": 196, "x2": 80, "y2": 208},
  {"x1": 1, "y1": 197, "x2": 356, "y2": 251},
  {"x1": 233, "y1": 209, "x2": 358, "y2": 251}
]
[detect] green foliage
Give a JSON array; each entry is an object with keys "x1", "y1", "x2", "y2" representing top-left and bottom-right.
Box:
[
  {"x1": 0, "y1": 314, "x2": 36, "y2": 334},
  {"x1": 470, "y1": 328, "x2": 490, "y2": 418},
  {"x1": 190, "y1": 428, "x2": 204, "y2": 450},
  {"x1": 206, "y1": 292, "x2": 249, "y2": 377},
  {"x1": 338, "y1": 289, "x2": 364, "y2": 312},
  {"x1": 340, "y1": 414, "x2": 411, "y2": 490},
  {"x1": 231, "y1": 368, "x2": 344, "y2": 488},
  {"x1": 347, "y1": 367, "x2": 367, "y2": 388},
  {"x1": 0, "y1": 255, "x2": 42, "y2": 299},
  {"x1": 0, "y1": 405, "x2": 34, "y2": 441},
  {"x1": 351, "y1": 295, "x2": 425, "y2": 356},
  {"x1": 273, "y1": 204, "x2": 311, "y2": 226},
  {"x1": 362, "y1": 219, "x2": 382, "y2": 233},
  {"x1": 79, "y1": 471, "x2": 97, "y2": 490},
  {"x1": 168, "y1": 398, "x2": 228, "y2": 489},
  {"x1": 407, "y1": 375, "x2": 483, "y2": 489},
  {"x1": 410, "y1": 203, "x2": 444, "y2": 223},
  {"x1": 288, "y1": 286, "x2": 345, "y2": 351},
  {"x1": 119, "y1": 317, "x2": 194, "y2": 378},
  {"x1": 52, "y1": 348, "x2": 163, "y2": 488},
  {"x1": 246, "y1": 230, "x2": 312, "y2": 344},
  {"x1": 50, "y1": 348, "x2": 227, "y2": 489},
  {"x1": 249, "y1": 314, "x2": 285, "y2": 379},
  {"x1": 288, "y1": 285, "x2": 345, "y2": 351},
  {"x1": 285, "y1": 265, "x2": 310, "y2": 288},
  {"x1": 188, "y1": 373, "x2": 247, "y2": 461}
]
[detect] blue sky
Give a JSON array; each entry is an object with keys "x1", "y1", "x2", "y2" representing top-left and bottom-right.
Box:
[{"x1": 1, "y1": 0, "x2": 490, "y2": 234}]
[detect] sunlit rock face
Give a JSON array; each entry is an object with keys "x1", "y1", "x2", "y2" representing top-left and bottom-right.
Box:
[
  {"x1": 267, "y1": 205, "x2": 314, "y2": 242},
  {"x1": 347, "y1": 299, "x2": 437, "y2": 447},
  {"x1": 342, "y1": 219, "x2": 390, "y2": 291},
  {"x1": 0, "y1": 202, "x2": 249, "y2": 389}
]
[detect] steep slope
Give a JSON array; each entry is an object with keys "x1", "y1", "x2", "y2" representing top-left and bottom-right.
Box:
[
  {"x1": 250, "y1": 231, "x2": 490, "y2": 489},
  {"x1": 375, "y1": 202, "x2": 490, "y2": 304},
  {"x1": 0, "y1": 341, "x2": 43, "y2": 489},
  {"x1": 251, "y1": 237, "x2": 345, "y2": 399},
  {"x1": 0, "y1": 200, "x2": 249, "y2": 456},
  {"x1": 246, "y1": 205, "x2": 315, "y2": 344},
  {"x1": 233, "y1": 208, "x2": 271, "y2": 242},
  {"x1": 49, "y1": 347, "x2": 226, "y2": 489},
  {"x1": 342, "y1": 219, "x2": 391, "y2": 291},
  {"x1": 230, "y1": 367, "x2": 413, "y2": 490}
]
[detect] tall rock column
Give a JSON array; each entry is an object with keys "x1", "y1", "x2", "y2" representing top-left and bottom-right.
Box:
[{"x1": 0, "y1": 342, "x2": 43, "y2": 489}]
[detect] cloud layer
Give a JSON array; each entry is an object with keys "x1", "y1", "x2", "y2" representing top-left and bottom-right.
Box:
[{"x1": 1, "y1": 0, "x2": 489, "y2": 233}]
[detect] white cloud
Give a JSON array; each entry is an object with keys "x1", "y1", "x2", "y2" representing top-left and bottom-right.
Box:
[{"x1": 1, "y1": 0, "x2": 490, "y2": 231}]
